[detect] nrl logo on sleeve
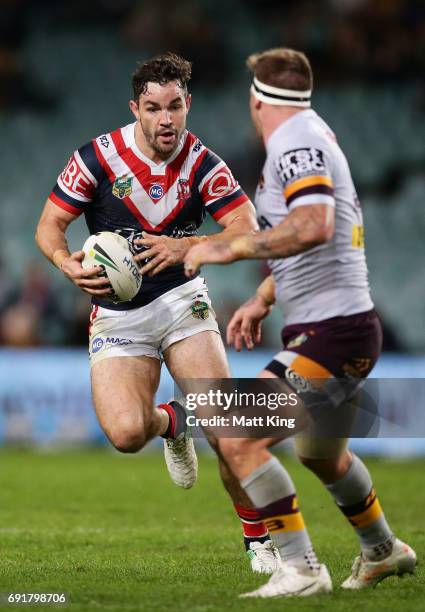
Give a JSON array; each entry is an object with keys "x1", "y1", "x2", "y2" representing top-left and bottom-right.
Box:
[
  {"x1": 191, "y1": 300, "x2": 209, "y2": 320},
  {"x1": 112, "y1": 176, "x2": 133, "y2": 199}
]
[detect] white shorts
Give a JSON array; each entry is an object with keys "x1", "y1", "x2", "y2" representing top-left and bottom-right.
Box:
[{"x1": 88, "y1": 277, "x2": 219, "y2": 366}]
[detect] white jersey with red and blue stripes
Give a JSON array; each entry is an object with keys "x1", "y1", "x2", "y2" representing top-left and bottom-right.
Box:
[{"x1": 51, "y1": 123, "x2": 249, "y2": 309}]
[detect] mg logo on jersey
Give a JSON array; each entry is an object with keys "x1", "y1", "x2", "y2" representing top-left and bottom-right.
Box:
[
  {"x1": 91, "y1": 337, "x2": 104, "y2": 353},
  {"x1": 112, "y1": 176, "x2": 133, "y2": 199},
  {"x1": 149, "y1": 184, "x2": 164, "y2": 200},
  {"x1": 177, "y1": 179, "x2": 191, "y2": 201}
]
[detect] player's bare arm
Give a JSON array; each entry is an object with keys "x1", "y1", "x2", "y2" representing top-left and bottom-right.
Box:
[
  {"x1": 238, "y1": 203, "x2": 334, "y2": 259},
  {"x1": 184, "y1": 203, "x2": 334, "y2": 274},
  {"x1": 136, "y1": 200, "x2": 257, "y2": 276},
  {"x1": 35, "y1": 199, "x2": 111, "y2": 296},
  {"x1": 227, "y1": 275, "x2": 275, "y2": 351}
]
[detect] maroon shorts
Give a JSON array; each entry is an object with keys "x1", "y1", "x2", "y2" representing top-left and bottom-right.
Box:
[{"x1": 266, "y1": 309, "x2": 382, "y2": 380}]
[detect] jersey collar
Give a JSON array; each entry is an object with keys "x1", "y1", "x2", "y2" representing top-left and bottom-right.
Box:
[
  {"x1": 123, "y1": 122, "x2": 187, "y2": 175},
  {"x1": 266, "y1": 109, "x2": 317, "y2": 152}
]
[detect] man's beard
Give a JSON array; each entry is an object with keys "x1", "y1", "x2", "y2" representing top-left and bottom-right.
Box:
[{"x1": 141, "y1": 122, "x2": 183, "y2": 159}]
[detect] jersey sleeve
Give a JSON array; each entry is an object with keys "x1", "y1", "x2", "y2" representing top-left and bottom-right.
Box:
[
  {"x1": 49, "y1": 141, "x2": 102, "y2": 216},
  {"x1": 274, "y1": 146, "x2": 335, "y2": 210},
  {"x1": 197, "y1": 150, "x2": 249, "y2": 221}
]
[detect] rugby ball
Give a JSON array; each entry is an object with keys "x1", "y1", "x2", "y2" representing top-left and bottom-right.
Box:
[{"x1": 82, "y1": 232, "x2": 142, "y2": 303}]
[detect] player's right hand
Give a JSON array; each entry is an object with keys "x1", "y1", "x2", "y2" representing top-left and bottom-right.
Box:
[
  {"x1": 59, "y1": 251, "x2": 112, "y2": 296},
  {"x1": 226, "y1": 294, "x2": 272, "y2": 351}
]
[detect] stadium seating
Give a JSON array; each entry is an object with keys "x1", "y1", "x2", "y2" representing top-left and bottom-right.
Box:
[{"x1": 1, "y1": 26, "x2": 424, "y2": 350}]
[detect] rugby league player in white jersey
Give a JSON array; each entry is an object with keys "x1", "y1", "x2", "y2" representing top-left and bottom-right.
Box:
[{"x1": 185, "y1": 48, "x2": 417, "y2": 598}]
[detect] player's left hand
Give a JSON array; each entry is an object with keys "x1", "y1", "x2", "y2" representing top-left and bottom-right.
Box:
[
  {"x1": 227, "y1": 294, "x2": 271, "y2": 351},
  {"x1": 184, "y1": 240, "x2": 236, "y2": 276},
  {"x1": 134, "y1": 233, "x2": 190, "y2": 276}
]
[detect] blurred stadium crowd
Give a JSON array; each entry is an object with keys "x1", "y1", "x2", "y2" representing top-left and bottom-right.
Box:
[{"x1": 1, "y1": 0, "x2": 424, "y2": 351}]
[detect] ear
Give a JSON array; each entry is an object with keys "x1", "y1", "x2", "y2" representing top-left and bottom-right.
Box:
[
  {"x1": 129, "y1": 99, "x2": 140, "y2": 120},
  {"x1": 185, "y1": 93, "x2": 192, "y2": 113},
  {"x1": 249, "y1": 92, "x2": 261, "y2": 112}
]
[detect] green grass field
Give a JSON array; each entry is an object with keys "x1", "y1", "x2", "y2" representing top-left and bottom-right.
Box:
[{"x1": 0, "y1": 449, "x2": 423, "y2": 612}]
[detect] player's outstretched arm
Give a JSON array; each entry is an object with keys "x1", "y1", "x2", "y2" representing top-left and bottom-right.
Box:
[
  {"x1": 227, "y1": 276, "x2": 275, "y2": 351},
  {"x1": 184, "y1": 204, "x2": 334, "y2": 275},
  {"x1": 35, "y1": 199, "x2": 112, "y2": 296},
  {"x1": 135, "y1": 201, "x2": 258, "y2": 277}
]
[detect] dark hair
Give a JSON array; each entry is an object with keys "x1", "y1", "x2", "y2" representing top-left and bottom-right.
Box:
[
  {"x1": 132, "y1": 52, "x2": 192, "y2": 100},
  {"x1": 247, "y1": 48, "x2": 313, "y2": 92}
]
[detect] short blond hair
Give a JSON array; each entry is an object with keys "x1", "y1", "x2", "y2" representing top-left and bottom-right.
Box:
[{"x1": 247, "y1": 48, "x2": 313, "y2": 92}]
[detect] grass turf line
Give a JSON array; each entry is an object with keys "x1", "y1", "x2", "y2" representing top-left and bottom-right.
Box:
[{"x1": 0, "y1": 449, "x2": 423, "y2": 611}]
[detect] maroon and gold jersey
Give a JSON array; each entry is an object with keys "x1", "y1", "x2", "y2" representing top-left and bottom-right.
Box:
[{"x1": 50, "y1": 123, "x2": 249, "y2": 309}]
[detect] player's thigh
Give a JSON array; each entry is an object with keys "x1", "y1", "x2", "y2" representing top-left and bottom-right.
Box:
[
  {"x1": 263, "y1": 348, "x2": 354, "y2": 461},
  {"x1": 294, "y1": 394, "x2": 357, "y2": 461},
  {"x1": 164, "y1": 331, "x2": 230, "y2": 434},
  {"x1": 294, "y1": 436, "x2": 349, "y2": 460},
  {"x1": 91, "y1": 355, "x2": 161, "y2": 437},
  {"x1": 164, "y1": 333, "x2": 274, "y2": 391},
  {"x1": 163, "y1": 330, "x2": 230, "y2": 379},
  {"x1": 256, "y1": 367, "x2": 293, "y2": 446},
  {"x1": 219, "y1": 368, "x2": 284, "y2": 460}
]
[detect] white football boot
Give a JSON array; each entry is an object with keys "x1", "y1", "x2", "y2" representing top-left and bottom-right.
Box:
[
  {"x1": 163, "y1": 433, "x2": 198, "y2": 489},
  {"x1": 247, "y1": 540, "x2": 281, "y2": 574},
  {"x1": 342, "y1": 538, "x2": 417, "y2": 589},
  {"x1": 162, "y1": 400, "x2": 198, "y2": 489},
  {"x1": 240, "y1": 563, "x2": 332, "y2": 598}
]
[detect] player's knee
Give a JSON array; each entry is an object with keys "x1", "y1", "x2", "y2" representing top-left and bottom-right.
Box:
[
  {"x1": 112, "y1": 433, "x2": 145, "y2": 453},
  {"x1": 218, "y1": 438, "x2": 263, "y2": 470},
  {"x1": 298, "y1": 454, "x2": 320, "y2": 471},
  {"x1": 297, "y1": 451, "x2": 352, "y2": 482},
  {"x1": 107, "y1": 420, "x2": 146, "y2": 453}
]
